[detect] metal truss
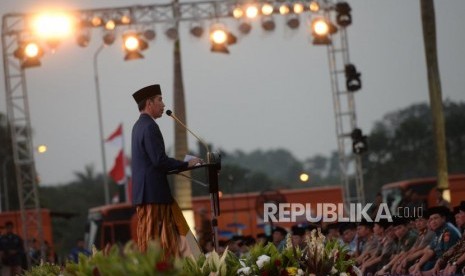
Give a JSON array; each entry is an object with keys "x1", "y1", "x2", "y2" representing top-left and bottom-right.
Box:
[
  {"x1": 323, "y1": 8, "x2": 365, "y2": 205},
  {"x1": 1, "y1": 0, "x2": 364, "y2": 265}
]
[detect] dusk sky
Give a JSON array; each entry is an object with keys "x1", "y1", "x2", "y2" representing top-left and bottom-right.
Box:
[{"x1": 1, "y1": 0, "x2": 464, "y2": 186}]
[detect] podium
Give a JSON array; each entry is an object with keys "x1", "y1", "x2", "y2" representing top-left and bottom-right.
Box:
[{"x1": 168, "y1": 152, "x2": 221, "y2": 251}]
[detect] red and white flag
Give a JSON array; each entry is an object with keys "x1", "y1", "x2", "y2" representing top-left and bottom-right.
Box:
[
  {"x1": 105, "y1": 123, "x2": 123, "y2": 148},
  {"x1": 109, "y1": 149, "x2": 126, "y2": 185}
]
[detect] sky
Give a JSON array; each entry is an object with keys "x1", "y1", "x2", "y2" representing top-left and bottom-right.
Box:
[{"x1": 1, "y1": 1, "x2": 464, "y2": 186}]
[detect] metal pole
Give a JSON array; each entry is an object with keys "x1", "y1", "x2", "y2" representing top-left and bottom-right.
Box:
[
  {"x1": 2, "y1": 156, "x2": 11, "y2": 211},
  {"x1": 94, "y1": 44, "x2": 110, "y2": 205}
]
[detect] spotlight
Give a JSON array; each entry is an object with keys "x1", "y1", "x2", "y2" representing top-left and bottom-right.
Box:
[
  {"x1": 238, "y1": 22, "x2": 252, "y2": 34},
  {"x1": 286, "y1": 16, "x2": 300, "y2": 29},
  {"x1": 120, "y1": 15, "x2": 131, "y2": 24},
  {"x1": 91, "y1": 16, "x2": 103, "y2": 27},
  {"x1": 210, "y1": 28, "x2": 227, "y2": 45},
  {"x1": 293, "y1": 3, "x2": 305, "y2": 14},
  {"x1": 103, "y1": 32, "x2": 116, "y2": 45},
  {"x1": 14, "y1": 41, "x2": 44, "y2": 68},
  {"x1": 123, "y1": 32, "x2": 148, "y2": 61},
  {"x1": 76, "y1": 32, "x2": 91, "y2": 47},
  {"x1": 165, "y1": 27, "x2": 178, "y2": 40},
  {"x1": 279, "y1": 4, "x2": 290, "y2": 15},
  {"x1": 335, "y1": 2, "x2": 352, "y2": 27},
  {"x1": 209, "y1": 25, "x2": 235, "y2": 54},
  {"x1": 344, "y1": 64, "x2": 362, "y2": 92},
  {"x1": 351, "y1": 128, "x2": 368, "y2": 154},
  {"x1": 32, "y1": 12, "x2": 74, "y2": 40},
  {"x1": 261, "y1": 3, "x2": 274, "y2": 16},
  {"x1": 190, "y1": 23, "x2": 204, "y2": 37},
  {"x1": 143, "y1": 29, "x2": 156, "y2": 41},
  {"x1": 105, "y1": 20, "x2": 116, "y2": 30},
  {"x1": 261, "y1": 17, "x2": 275, "y2": 31},
  {"x1": 245, "y1": 5, "x2": 259, "y2": 19},
  {"x1": 233, "y1": 7, "x2": 244, "y2": 19},
  {"x1": 311, "y1": 18, "x2": 337, "y2": 45},
  {"x1": 309, "y1": 1, "x2": 320, "y2": 12}
]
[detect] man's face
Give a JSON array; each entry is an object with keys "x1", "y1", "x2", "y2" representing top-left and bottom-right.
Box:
[
  {"x1": 342, "y1": 229, "x2": 355, "y2": 243},
  {"x1": 357, "y1": 225, "x2": 369, "y2": 238},
  {"x1": 456, "y1": 211, "x2": 465, "y2": 228},
  {"x1": 429, "y1": 214, "x2": 446, "y2": 231},
  {"x1": 147, "y1": 95, "x2": 165, "y2": 118},
  {"x1": 394, "y1": 225, "x2": 407, "y2": 239},
  {"x1": 291, "y1": 235, "x2": 303, "y2": 246},
  {"x1": 415, "y1": 218, "x2": 428, "y2": 231},
  {"x1": 272, "y1": 231, "x2": 284, "y2": 243}
]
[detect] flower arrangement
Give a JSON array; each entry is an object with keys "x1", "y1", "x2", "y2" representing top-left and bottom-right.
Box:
[
  {"x1": 25, "y1": 229, "x2": 360, "y2": 276},
  {"x1": 302, "y1": 229, "x2": 358, "y2": 276}
]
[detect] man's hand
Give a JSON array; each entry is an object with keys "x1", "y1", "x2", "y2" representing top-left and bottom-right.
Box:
[{"x1": 187, "y1": 158, "x2": 203, "y2": 167}]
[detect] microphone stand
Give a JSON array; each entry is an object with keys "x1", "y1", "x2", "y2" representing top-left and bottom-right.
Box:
[
  {"x1": 166, "y1": 110, "x2": 221, "y2": 252},
  {"x1": 207, "y1": 152, "x2": 221, "y2": 252}
]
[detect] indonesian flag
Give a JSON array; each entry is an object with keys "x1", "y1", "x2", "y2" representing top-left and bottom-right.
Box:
[
  {"x1": 105, "y1": 123, "x2": 123, "y2": 148},
  {"x1": 109, "y1": 149, "x2": 126, "y2": 185}
]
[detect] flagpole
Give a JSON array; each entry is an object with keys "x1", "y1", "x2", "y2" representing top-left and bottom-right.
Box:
[
  {"x1": 121, "y1": 123, "x2": 130, "y2": 203},
  {"x1": 94, "y1": 44, "x2": 110, "y2": 205}
]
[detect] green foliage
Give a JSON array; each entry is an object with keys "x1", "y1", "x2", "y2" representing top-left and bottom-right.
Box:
[
  {"x1": 363, "y1": 101, "x2": 465, "y2": 199},
  {"x1": 63, "y1": 242, "x2": 182, "y2": 276},
  {"x1": 24, "y1": 262, "x2": 61, "y2": 276},
  {"x1": 25, "y1": 235, "x2": 358, "y2": 276}
]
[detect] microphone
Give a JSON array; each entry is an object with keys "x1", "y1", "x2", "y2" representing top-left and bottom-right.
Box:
[{"x1": 165, "y1": 109, "x2": 211, "y2": 159}]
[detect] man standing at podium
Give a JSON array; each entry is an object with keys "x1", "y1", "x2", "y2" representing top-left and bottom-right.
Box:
[{"x1": 131, "y1": 84, "x2": 200, "y2": 257}]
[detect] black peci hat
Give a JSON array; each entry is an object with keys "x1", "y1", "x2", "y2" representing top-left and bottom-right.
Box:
[
  {"x1": 291, "y1": 225, "x2": 306, "y2": 236},
  {"x1": 272, "y1": 226, "x2": 288, "y2": 236},
  {"x1": 132, "y1": 84, "x2": 162, "y2": 104},
  {"x1": 460, "y1": 201, "x2": 465, "y2": 212},
  {"x1": 426, "y1": 206, "x2": 451, "y2": 218}
]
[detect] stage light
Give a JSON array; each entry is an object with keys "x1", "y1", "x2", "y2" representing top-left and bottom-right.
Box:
[
  {"x1": 14, "y1": 41, "x2": 43, "y2": 68},
  {"x1": 91, "y1": 16, "x2": 103, "y2": 27},
  {"x1": 123, "y1": 32, "x2": 148, "y2": 61},
  {"x1": 210, "y1": 25, "x2": 235, "y2": 54},
  {"x1": 233, "y1": 7, "x2": 244, "y2": 19},
  {"x1": 311, "y1": 18, "x2": 337, "y2": 45},
  {"x1": 261, "y1": 17, "x2": 275, "y2": 31},
  {"x1": 287, "y1": 16, "x2": 300, "y2": 29},
  {"x1": 293, "y1": 3, "x2": 305, "y2": 14},
  {"x1": 313, "y1": 19, "x2": 329, "y2": 35},
  {"x1": 103, "y1": 32, "x2": 116, "y2": 45},
  {"x1": 238, "y1": 22, "x2": 252, "y2": 34},
  {"x1": 335, "y1": 2, "x2": 352, "y2": 27},
  {"x1": 210, "y1": 28, "x2": 227, "y2": 45},
  {"x1": 121, "y1": 15, "x2": 131, "y2": 24},
  {"x1": 245, "y1": 5, "x2": 259, "y2": 19},
  {"x1": 261, "y1": 3, "x2": 274, "y2": 16},
  {"x1": 309, "y1": 1, "x2": 320, "y2": 12},
  {"x1": 32, "y1": 12, "x2": 74, "y2": 40},
  {"x1": 345, "y1": 64, "x2": 362, "y2": 92},
  {"x1": 351, "y1": 128, "x2": 367, "y2": 154},
  {"x1": 25, "y1": 43, "x2": 40, "y2": 58},
  {"x1": 165, "y1": 27, "x2": 178, "y2": 40},
  {"x1": 279, "y1": 4, "x2": 290, "y2": 15},
  {"x1": 124, "y1": 36, "x2": 139, "y2": 51},
  {"x1": 143, "y1": 29, "x2": 156, "y2": 41},
  {"x1": 76, "y1": 31, "x2": 91, "y2": 47},
  {"x1": 105, "y1": 20, "x2": 116, "y2": 30},
  {"x1": 190, "y1": 23, "x2": 204, "y2": 37},
  {"x1": 300, "y1": 173, "x2": 309, "y2": 182}
]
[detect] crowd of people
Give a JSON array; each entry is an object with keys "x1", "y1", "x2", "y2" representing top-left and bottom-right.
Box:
[{"x1": 202, "y1": 200, "x2": 465, "y2": 276}]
